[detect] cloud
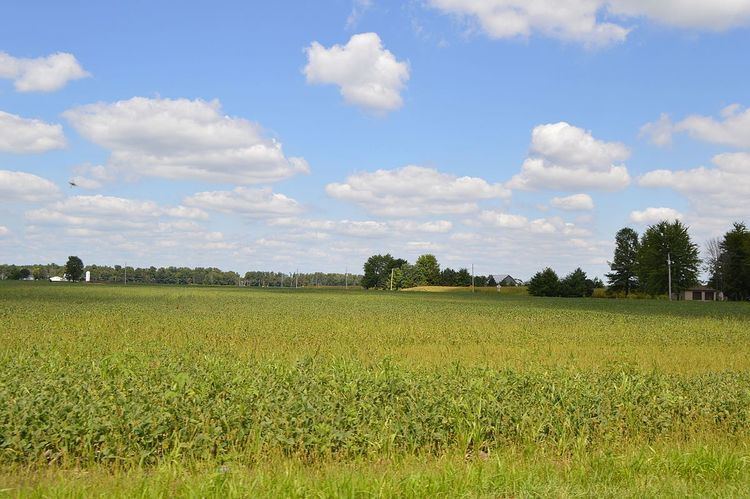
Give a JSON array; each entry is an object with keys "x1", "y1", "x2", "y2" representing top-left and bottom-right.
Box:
[
  {"x1": 346, "y1": 0, "x2": 373, "y2": 29},
  {"x1": 23, "y1": 195, "x2": 228, "y2": 259},
  {"x1": 326, "y1": 165, "x2": 510, "y2": 216},
  {"x1": 0, "y1": 51, "x2": 89, "y2": 92},
  {"x1": 428, "y1": 0, "x2": 629, "y2": 47},
  {"x1": 276, "y1": 217, "x2": 453, "y2": 236},
  {"x1": 629, "y1": 207, "x2": 683, "y2": 224},
  {"x1": 550, "y1": 193, "x2": 594, "y2": 211},
  {"x1": 0, "y1": 111, "x2": 66, "y2": 153},
  {"x1": 184, "y1": 187, "x2": 302, "y2": 218},
  {"x1": 640, "y1": 113, "x2": 674, "y2": 146},
  {"x1": 0, "y1": 170, "x2": 60, "y2": 203},
  {"x1": 304, "y1": 33, "x2": 410, "y2": 113},
  {"x1": 63, "y1": 97, "x2": 309, "y2": 184},
  {"x1": 26, "y1": 195, "x2": 207, "y2": 225},
  {"x1": 639, "y1": 152, "x2": 750, "y2": 219},
  {"x1": 429, "y1": 1, "x2": 750, "y2": 46},
  {"x1": 508, "y1": 122, "x2": 630, "y2": 191},
  {"x1": 476, "y1": 210, "x2": 590, "y2": 236},
  {"x1": 0, "y1": 226, "x2": 8, "y2": 237},
  {"x1": 608, "y1": 0, "x2": 750, "y2": 31},
  {"x1": 665, "y1": 104, "x2": 750, "y2": 149}
]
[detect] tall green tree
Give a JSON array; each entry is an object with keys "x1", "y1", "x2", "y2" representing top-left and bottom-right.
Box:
[
  {"x1": 720, "y1": 222, "x2": 750, "y2": 301},
  {"x1": 637, "y1": 221, "x2": 700, "y2": 296},
  {"x1": 606, "y1": 227, "x2": 640, "y2": 295},
  {"x1": 362, "y1": 254, "x2": 405, "y2": 289},
  {"x1": 528, "y1": 268, "x2": 560, "y2": 297},
  {"x1": 486, "y1": 274, "x2": 497, "y2": 287},
  {"x1": 64, "y1": 256, "x2": 84, "y2": 282},
  {"x1": 415, "y1": 254, "x2": 440, "y2": 286}
]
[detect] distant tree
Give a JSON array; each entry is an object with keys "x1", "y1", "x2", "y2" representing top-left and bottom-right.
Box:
[
  {"x1": 486, "y1": 274, "x2": 497, "y2": 287},
  {"x1": 439, "y1": 267, "x2": 457, "y2": 286},
  {"x1": 456, "y1": 268, "x2": 472, "y2": 286},
  {"x1": 592, "y1": 277, "x2": 604, "y2": 289},
  {"x1": 560, "y1": 268, "x2": 595, "y2": 297},
  {"x1": 606, "y1": 227, "x2": 640, "y2": 295},
  {"x1": 18, "y1": 268, "x2": 31, "y2": 280},
  {"x1": 362, "y1": 254, "x2": 405, "y2": 289},
  {"x1": 474, "y1": 275, "x2": 487, "y2": 287},
  {"x1": 393, "y1": 263, "x2": 419, "y2": 289},
  {"x1": 637, "y1": 220, "x2": 700, "y2": 296},
  {"x1": 720, "y1": 222, "x2": 750, "y2": 301},
  {"x1": 528, "y1": 268, "x2": 561, "y2": 297},
  {"x1": 31, "y1": 266, "x2": 45, "y2": 280},
  {"x1": 415, "y1": 254, "x2": 440, "y2": 286},
  {"x1": 704, "y1": 236, "x2": 724, "y2": 291},
  {"x1": 64, "y1": 256, "x2": 84, "y2": 282}
]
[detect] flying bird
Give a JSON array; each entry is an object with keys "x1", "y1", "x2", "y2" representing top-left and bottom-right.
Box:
[{"x1": 68, "y1": 180, "x2": 78, "y2": 188}]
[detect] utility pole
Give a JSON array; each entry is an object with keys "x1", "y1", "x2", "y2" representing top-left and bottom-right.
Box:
[
  {"x1": 390, "y1": 268, "x2": 395, "y2": 291},
  {"x1": 667, "y1": 252, "x2": 673, "y2": 301},
  {"x1": 124, "y1": 262, "x2": 127, "y2": 285},
  {"x1": 295, "y1": 269, "x2": 299, "y2": 289},
  {"x1": 471, "y1": 263, "x2": 475, "y2": 293}
]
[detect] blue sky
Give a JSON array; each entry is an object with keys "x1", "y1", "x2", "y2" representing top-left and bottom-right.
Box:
[{"x1": 2, "y1": 1, "x2": 750, "y2": 278}]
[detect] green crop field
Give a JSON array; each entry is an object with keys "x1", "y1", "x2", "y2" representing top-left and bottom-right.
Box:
[{"x1": 1, "y1": 282, "x2": 749, "y2": 497}]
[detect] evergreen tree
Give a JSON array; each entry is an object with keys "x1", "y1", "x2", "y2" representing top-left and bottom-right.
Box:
[
  {"x1": 486, "y1": 274, "x2": 497, "y2": 287},
  {"x1": 528, "y1": 268, "x2": 560, "y2": 297},
  {"x1": 560, "y1": 268, "x2": 595, "y2": 297},
  {"x1": 637, "y1": 221, "x2": 700, "y2": 296},
  {"x1": 606, "y1": 227, "x2": 640, "y2": 295}
]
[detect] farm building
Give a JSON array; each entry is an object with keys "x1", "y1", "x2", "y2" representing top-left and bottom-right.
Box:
[
  {"x1": 492, "y1": 274, "x2": 523, "y2": 287},
  {"x1": 682, "y1": 287, "x2": 723, "y2": 301}
]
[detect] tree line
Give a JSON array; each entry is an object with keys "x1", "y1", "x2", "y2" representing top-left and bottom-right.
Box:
[
  {"x1": 362, "y1": 253, "x2": 505, "y2": 290},
  {"x1": 529, "y1": 219, "x2": 750, "y2": 301},
  {"x1": 0, "y1": 259, "x2": 361, "y2": 287}
]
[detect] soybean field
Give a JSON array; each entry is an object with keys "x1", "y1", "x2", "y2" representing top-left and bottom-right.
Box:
[{"x1": 1, "y1": 282, "x2": 749, "y2": 497}]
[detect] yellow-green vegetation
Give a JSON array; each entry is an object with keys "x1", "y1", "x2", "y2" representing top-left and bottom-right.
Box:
[{"x1": 1, "y1": 282, "x2": 749, "y2": 496}]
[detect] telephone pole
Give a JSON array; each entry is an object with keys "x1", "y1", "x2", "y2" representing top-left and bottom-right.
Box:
[
  {"x1": 390, "y1": 268, "x2": 395, "y2": 291},
  {"x1": 667, "y1": 252, "x2": 673, "y2": 300}
]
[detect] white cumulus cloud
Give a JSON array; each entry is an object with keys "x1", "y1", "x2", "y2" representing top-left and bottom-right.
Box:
[
  {"x1": 0, "y1": 170, "x2": 60, "y2": 203},
  {"x1": 550, "y1": 193, "x2": 595, "y2": 211},
  {"x1": 0, "y1": 111, "x2": 66, "y2": 153},
  {"x1": 429, "y1": 1, "x2": 750, "y2": 46},
  {"x1": 0, "y1": 51, "x2": 89, "y2": 92},
  {"x1": 63, "y1": 97, "x2": 309, "y2": 184},
  {"x1": 508, "y1": 122, "x2": 630, "y2": 191},
  {"x1": 608, "y1": 0, "x2": 750, "y2": 31},
  {"x1": 304, "y1": 33, "x2": 410, "y2": 113},
  {"x1": 429, "y1": 0, "x2": 629, "y2": 46},
  {"x1": 326, "y1": 165, "x2": 510, "y2": 217},
  {"x1": 0, "y1": 226, "x2": 9, "y2": 237},
  {"x1": 629, "y1": 207, "x2": 683, "y2": 224},
  {"x1": 184, "y1": 187, "x2": 303, "y2": 218},
  {"x1": 639, "y1": 152, "x2": 750, "y2": 219}
]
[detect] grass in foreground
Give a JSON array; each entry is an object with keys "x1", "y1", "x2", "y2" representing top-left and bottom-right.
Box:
[{"x1": 1, "y1": 282, "x2": 749, "y2": 496}]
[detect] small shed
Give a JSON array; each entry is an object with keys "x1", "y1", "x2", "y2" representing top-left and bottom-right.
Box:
[{"x1": 683, "y1": 287, "x2": 723, "y2": 301}]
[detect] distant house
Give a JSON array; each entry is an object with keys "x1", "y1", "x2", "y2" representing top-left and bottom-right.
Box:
[
  {"x1": 682, "y1": 287, "x2": 723, "y2": 301},
  {"x1": 492, "y1": 274, "x2": 522, "y2": 287},
  {"x1": 49, "y1": 276, "x2": 68, "y2": 282}
]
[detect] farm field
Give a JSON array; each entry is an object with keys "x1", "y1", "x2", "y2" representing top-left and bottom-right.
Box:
[{"x1": 1, "y1": 282, "x2": 749, "y2": 496}]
